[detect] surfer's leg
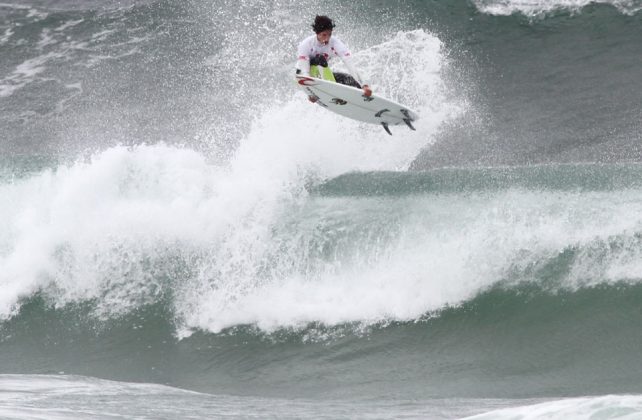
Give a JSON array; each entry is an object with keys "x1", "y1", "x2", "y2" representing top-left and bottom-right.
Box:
[
  {"x1": 333, "y1": 72, "x2": 361, "y2": 88},
  {"x1": 309, "y1": 55, "x2": 328, "y2": 67},
  {"x1": 309, "y1": 55, "x2": 336, "y2": 82}
]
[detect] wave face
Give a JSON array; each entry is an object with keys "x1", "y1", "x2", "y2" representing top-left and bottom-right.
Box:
[{"x1": 2, "y1": 0, "x2": 642, "y2": 418}]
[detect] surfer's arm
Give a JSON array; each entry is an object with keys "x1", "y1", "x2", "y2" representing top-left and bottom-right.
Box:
[
  {"x1": 295, "y1": 43, "x2": 316, "y2": 102},
  {"x1": 296, "y1": 40, "x2": 311, "y2": 76},
  {"x1": 296, "y1": 56, "x2": 310, "y2": 76},
  {"x1": 295, "y1": 56, "x2": 317, "y2": 102},
  {"x1": 333, "y1": 39, "x2": 372, "y2": 97},
  {"x1": 341, "y1": 55, "x2": 371, "y2": 97}
]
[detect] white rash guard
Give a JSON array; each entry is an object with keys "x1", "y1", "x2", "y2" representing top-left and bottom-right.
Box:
[{"x1": 296, "y1": 34, "x2": 366, "y2": 86}]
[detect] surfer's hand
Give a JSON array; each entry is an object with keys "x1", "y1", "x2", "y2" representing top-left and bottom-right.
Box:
[
  {"x1": 308, "y1": 95, "x2": 318, "y2": 103},
  {"x1": 362, "y1": 85, "x2": 372, "y2": 97}
]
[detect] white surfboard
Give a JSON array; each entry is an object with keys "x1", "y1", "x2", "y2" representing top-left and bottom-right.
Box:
[{"x1": 296, "y1": 74, "x2": 419, "y2": 135}]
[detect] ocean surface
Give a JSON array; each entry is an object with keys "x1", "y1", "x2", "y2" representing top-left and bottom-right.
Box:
[{"x1": 1, "y1": 0, "x2": 642, "y2": 418}]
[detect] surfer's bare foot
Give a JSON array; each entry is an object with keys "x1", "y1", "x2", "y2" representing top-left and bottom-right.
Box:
[
  {"x1": 362, "y1": 85, "x2": 372, "y2": 97},
  {"x1": 308, "y1": 96, "x2": 318, "y2": 103}
]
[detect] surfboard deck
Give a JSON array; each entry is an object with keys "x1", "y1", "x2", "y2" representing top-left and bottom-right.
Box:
[{"x1": 295, "y1": 74, "x2": 419, "y2": 135}]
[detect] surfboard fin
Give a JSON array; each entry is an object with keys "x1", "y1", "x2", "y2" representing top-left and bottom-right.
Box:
[
  {"x1": 375, "y1": 109, "x2": 390, "y2": 118},
  {"x1": 403, "y1": 119, "x2": 416, "y2": 131},
  {"x1": 381, "y1": 122, "x2": 392, "y2": 135},
  {"x1": 400, "y1": 109, "x2": 416, "y2": 130}
]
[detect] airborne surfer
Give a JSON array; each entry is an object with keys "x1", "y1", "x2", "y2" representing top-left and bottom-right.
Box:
[{"x1": 295, "y1": 15, "x2": 372, "y2": 103}]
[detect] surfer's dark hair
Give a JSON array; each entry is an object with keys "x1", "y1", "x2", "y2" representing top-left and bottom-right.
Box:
[{"x1": 312, "y1": 15, "x2": 335, "y2": 33}]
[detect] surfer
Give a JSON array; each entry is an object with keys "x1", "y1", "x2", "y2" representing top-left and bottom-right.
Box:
[{"x1": 296, "y1": 15, "x2": 372, "y2": 103}]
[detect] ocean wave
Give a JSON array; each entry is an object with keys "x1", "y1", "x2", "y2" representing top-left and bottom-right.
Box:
[
  {"x1": 472, "y1": 0, "x2": 642, "y2": 17},
  {"x1": 3, "y1": 145, "x2": 642, "y2": 336}
]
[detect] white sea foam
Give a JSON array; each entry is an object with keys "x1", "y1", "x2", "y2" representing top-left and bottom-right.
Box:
[
  {"x1": 0, "y1": 52, "x2": 62, "y2": 97},
  {"x1": 0, "y1": 374, "x2": 208, "y2": 420},
  {"x1": 0, "y1": 4, "x2": 48, "y2": 18},
  {"x1": 26, "y1": 8, "x2": 48, "y2": 21},
  {"x1": 54, "y1": 19, "x2": 84, "y2": 32},
  {"x1": 37, "y1": 28, "x2": 57, "y2": 49},
  {"x1": 473, "y1": 0, "x2": 642, "y2": 16},
  {"x1": 0, "y1": 374, "x2": 502, "y2": 419},
  {"x1": 83, "y1": 47, "x2": 140, "y2": 68},
  {"x1": 465, "y1": 395, "x2": 642, "y2": 419},
  {"x1": 0, "y1": 3, "x2": 31, "y2": 10},
  {"x1": 90, "y1": 29, "x2": 117, "y2": 41},
  {"x1": 0, "y1": 27, "x2": 13, "y2": 45},
  {"x1": 4, "y1": 153, "x2": 642, "y2": 333},
  {"x1": 185, "y1": 186, "x2": 642, "y2": 333}
]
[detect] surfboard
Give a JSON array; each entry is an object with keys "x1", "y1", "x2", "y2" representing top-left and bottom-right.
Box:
[{"x1": 296, "y1": 74, "x2": 419, "y2": 135}]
